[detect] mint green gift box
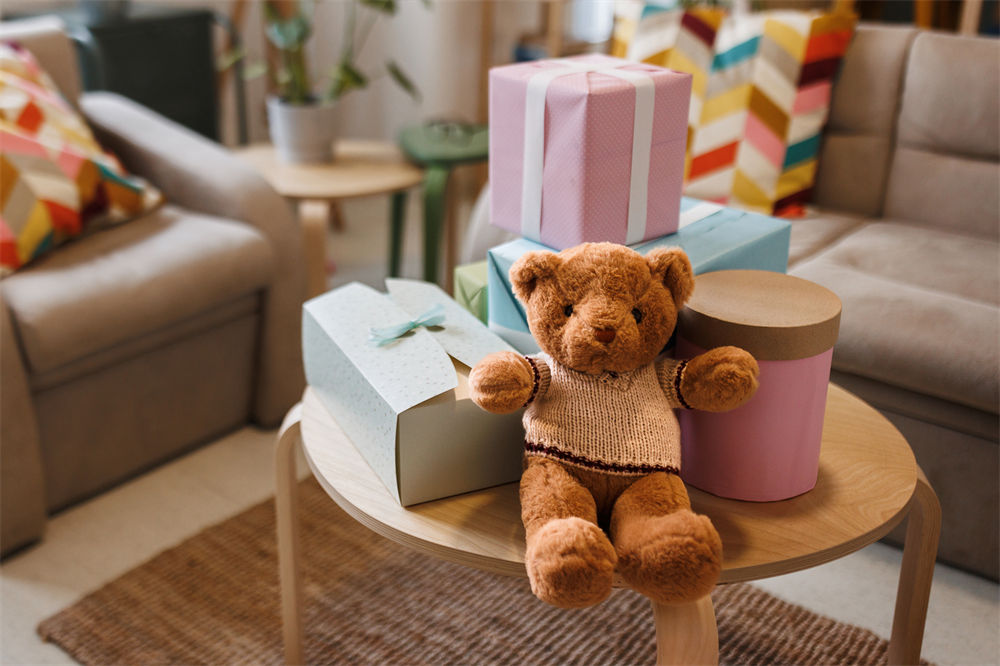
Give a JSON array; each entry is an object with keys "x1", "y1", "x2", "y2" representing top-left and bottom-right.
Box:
[
  {"x1": 453, "y1": 261, "x2": 489, "y2": 324},
  {"x1": 487, "y1": 198, "x2": 792, "y2": 354}
]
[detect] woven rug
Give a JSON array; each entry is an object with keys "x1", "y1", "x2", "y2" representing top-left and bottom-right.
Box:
[{"x1": 39, "y1": 478, "x2": 911, "y2": 665}]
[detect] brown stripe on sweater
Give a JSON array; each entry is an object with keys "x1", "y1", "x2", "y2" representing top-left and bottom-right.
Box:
[
  {"x1": 674, "y1": 359, "x2": 692, "y2": 410},
  {"x1": 525, "y1": 441, "x2": 680, "y2": 476},
  {"x1": 523, "y1": 356, "x2": 541, "y2": 406}
]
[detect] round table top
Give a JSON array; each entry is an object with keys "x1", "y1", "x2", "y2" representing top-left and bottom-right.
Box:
[
  {"x1": 236, "y1": 140, "x2": 424, "y2": 201},
  {"x1": 300, "y1": 383, "x2": 917, "y2": 584}
]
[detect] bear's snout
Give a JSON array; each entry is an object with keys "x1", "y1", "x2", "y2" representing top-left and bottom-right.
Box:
[{"x1": 594, "y1": 328, "x2": 616, "y2": 344}]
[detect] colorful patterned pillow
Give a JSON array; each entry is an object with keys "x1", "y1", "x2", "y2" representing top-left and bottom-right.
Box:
[
  {"x1": 0, "y1": 41, "x2": 161, "y2": 275},
  {"x1": 613, "y1": 4, "x2": 856, "y2": 216}
]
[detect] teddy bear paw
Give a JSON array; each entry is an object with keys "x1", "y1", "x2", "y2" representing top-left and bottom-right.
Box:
[
  {"x1": 616, "y1": 510, "x2": 722, "y2": 604},
  {"x1": 525, "y1": 517, "x2": 617, "y2": 608}
]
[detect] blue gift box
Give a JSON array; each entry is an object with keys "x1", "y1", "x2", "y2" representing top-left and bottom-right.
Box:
[{"x1": 487, "y1": 198, "x2": 791, "y2": 353}]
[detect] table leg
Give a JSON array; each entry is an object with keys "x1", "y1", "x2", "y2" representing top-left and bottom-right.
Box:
[
  {"x1": 276, "y1": 403, "x2": 305, "y2": 665},
  {"x1": 652, "y1": 595, "x2": 719, "y2": 665},
  {"x1": 388, "y1": 191, "x2": 407, "y2": 278},
  {"x1": 888, "y1": 466, "x2": 940, "y2": 665},
  {"x1": 329, "y1": 201, "x2": 345, "y2": 232},
  {"x1": 299, "y1": 201, "x2": 332, "y2": 298},
  {"x1": 422, "y1": 166, "x2": 450, "y2": 285}
]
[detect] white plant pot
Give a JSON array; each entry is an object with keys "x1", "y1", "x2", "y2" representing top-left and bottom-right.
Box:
[{"x1": 266, "y1": 96, "x2": 339, "y2": 164}]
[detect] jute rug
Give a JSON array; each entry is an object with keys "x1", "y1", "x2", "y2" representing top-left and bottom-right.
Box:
[{"x1": 39, "y1": 479, "x2": 913, "y2": 665}]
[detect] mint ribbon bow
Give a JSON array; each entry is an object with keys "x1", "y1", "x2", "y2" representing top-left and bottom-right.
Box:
[{"x1": 368, "y1": 304, "x2": 446, "y2": 347}]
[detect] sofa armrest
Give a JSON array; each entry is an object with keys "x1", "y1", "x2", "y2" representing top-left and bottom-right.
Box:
[
  {"x1": 0, "y1": 295, "x2": 47, "y2": 555},
  {"x1": 80, "y1": 92, "x2": 305, "y2": 424}
]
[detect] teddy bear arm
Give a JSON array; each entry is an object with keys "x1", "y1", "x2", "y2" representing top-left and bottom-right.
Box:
[
  {"x1": 678, "y1": 346, "x2": 760, "y2": 412},
  {"x1": 469, "y1": 351, "x2": 548, "y2": 414}
]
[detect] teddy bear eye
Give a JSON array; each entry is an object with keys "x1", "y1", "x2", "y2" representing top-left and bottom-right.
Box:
[
  {"x1": 563, "y1": 304, "x2": 574, "y2": 317},
  {"x1": 632, "y1": 307, "x2": 643, "y2": 323}
]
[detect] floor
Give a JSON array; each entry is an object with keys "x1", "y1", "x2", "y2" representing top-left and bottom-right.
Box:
[{"x1": 2, "y1": 194, "x2": 998, "y2": 665}]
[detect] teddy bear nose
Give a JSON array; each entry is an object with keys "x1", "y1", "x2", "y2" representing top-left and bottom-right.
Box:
[{"x1": 594, "y1": 328, "x2": 616, "y2": 344}]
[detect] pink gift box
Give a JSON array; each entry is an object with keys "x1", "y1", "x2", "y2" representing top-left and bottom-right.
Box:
[
  {"x1": 489, "y1": 55, "x2": 692, "y2": 250},
  {"x1": 675, "y1": 270, "x2": 842, "y2": 502}
]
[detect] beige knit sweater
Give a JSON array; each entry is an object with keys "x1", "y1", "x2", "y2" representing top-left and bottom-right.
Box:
[{"x1": 522, "y1": 353, "x2": 689, "y2": 475}]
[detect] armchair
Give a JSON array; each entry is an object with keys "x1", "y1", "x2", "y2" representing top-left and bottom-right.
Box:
[{"x1": 0, "y1": 17, "x2": 306, "y2": 555}]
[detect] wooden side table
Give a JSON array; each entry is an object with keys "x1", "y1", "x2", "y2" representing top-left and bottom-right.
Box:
[
  {"x1": 236, "y1": 141, "x2": 424, "y2": 297},
  {"x1": 275, "y1": 384, "x2": 940, "y2": 664}
]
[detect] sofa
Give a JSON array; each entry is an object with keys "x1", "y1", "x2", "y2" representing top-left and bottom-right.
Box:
[
  {"x1": 0, "y1": 18, "x2": 307, "y2": 555},
  {"x1": 789, "y1": 24, "x2": 998, "y2": 581},
  {"x1": 464, "y1": 24, "x2": 999, "y2": 580}
]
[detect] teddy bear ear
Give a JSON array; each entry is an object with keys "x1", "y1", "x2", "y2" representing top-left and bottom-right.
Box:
[
  {"x1": 646, "y1": 247, "x2": 694, "y2": 307},
  {"x1": 510, "y1": 251, "x2": 561, "y2": 303}
]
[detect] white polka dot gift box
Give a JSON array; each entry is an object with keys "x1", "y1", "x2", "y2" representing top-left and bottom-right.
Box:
[{"x1": 303, "y1": 279, "x2": 523, "y2": 505}]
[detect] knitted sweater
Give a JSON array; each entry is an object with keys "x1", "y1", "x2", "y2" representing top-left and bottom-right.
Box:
[{"x1": 522, "y1": 353, "x2": 690, "y2": 475}]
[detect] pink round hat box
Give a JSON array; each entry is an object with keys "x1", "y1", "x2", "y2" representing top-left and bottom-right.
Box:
[{"x1": 677, "y1": 270, "x2": 842, "y2": 501}]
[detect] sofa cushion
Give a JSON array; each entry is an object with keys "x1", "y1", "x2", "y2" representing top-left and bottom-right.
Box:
[
  {"x1": 812, "y1": 134, "x2": 892, "y2": 218},
  {"x1": 883, "y1": 31, "x2": 999, "y2": 239},
  {"x1": 0, "y1": 17, "x2": 81, "y2": 106},
  {"x1": 1, "y1": 204, "x2": 273, "y2": 374},
  {"x1": 814, "y1": 221, "x2": 998, "y2": 304},
  {"x1": 787, "y1": 205, "x2": 867, "y2": 266},
  {"x1": 790, "y1": 223, "x2": 999, "y2": 413},
  {"x1": 884, "y1": 146, "x2": 999, "y2": 241},
  {"x1": 896, "y1": 31, "x2": 999, "y2": 162},
  {"x1": 812, "y1": 24, "x2": 917, "y2": 217}
]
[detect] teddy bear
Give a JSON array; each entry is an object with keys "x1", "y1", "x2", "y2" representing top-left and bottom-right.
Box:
[{"x1": 469, "y1": 242, "x2": 760, "y2": 609}]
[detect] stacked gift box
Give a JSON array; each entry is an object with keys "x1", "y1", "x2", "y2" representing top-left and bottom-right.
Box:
[
  {"x1": 306, "y1": 53, "x2": 797, "y2": 508},
  {"x1": 455, "y1": 54, "x2": 792, "y2": 355}
]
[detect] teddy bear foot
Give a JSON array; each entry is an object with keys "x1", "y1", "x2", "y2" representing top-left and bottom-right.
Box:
[
  {"x1": 616, "y1": 510, "x2": 722, "y2": 605},
  {"x1": 525, "y1": 517, "x2": 617, "y2": 609}
]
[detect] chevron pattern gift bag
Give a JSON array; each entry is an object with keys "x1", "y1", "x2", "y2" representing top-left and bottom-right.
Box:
[
  {"x1": 612, "y1": 1, "x2": 727, "y2": 179},
  {"x1": 724, "y1": 11, "x2": 856, "y2": 215},
  {"x1": 615, "y1": 3, "x2": 856, "y2": 217}
]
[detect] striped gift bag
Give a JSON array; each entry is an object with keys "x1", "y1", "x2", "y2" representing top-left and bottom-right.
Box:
[
  {"x1": 613, "y1": 2, "x2": 856, "y2": 216},
  {"x1": 612, "y1": 1, "x2": 727, "y2": 179}
]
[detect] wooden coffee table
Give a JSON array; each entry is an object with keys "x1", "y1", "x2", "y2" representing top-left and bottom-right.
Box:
[
  {"x1": 236, "y1": 140, "x2": 424, "y2": 297},
  {"x1": 275, "y1": 384, "x2": 939, "y2": 665}
]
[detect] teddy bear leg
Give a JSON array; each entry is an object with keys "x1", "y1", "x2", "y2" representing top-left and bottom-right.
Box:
[
  {"x1": 610, "y1": 472, "x2": 722, "y2": 604},
  {"x1": 520, "y1": 457, "x2": 617, "y2": 608}
]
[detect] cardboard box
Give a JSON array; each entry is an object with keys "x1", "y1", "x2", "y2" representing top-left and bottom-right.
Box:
[
  {"x1": 489, "y1": 54, "x2": 691, "y2": 249},
  {"x1": 487, "y1": 198, "x2": 792, "y2": 353},
  {"x1": 303, "y1": 278, "x2": 524, "y2": 505},
  {"x1": 453, "y1": 261, "x2": 489, "y2": 324},
  {"x1": 677, "y1": 270, "x2": 842, "y2": 501}
]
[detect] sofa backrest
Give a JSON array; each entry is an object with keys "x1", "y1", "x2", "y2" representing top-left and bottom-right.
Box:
[
  {"x1": 0, "y1": 16, "x2": 81, "y2": 105},
  {"x1": 882, "y1": 31, "x2": 999, "y2": 240},
  {"x1": 813, "y1": 24, "x2": 918, "y2": 218}
]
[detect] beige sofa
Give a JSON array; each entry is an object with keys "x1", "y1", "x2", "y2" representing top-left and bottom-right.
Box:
[
  {"x1": 787, "y1": 25, "x2": 998, "y2": 580},
  {"x1": 0, "y1": 18, "x2": 306, "y2": 555},
  {"x1": 464, "y1": 24, "x2": 999, "y2": 580}
]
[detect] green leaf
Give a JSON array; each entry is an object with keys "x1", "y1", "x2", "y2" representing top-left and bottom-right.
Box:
[
  {"x1": 266, "y1": 14, "x2": 311, "y2": 50},
  {"x1": 386, "y1": 60, "x2": 420, "y2": 101},
  {"x1": 359, "y1": 0, "x2": 396, "y2": 15},
  {"x1": 215, "y1": 45, "x2": 246, "y2": 72},
  {"x1": 419, "y1": 0, "x2": 432, "y2": 8},
  {"x1": 242, "y1": 62, "x2": 269, "y2": 81},
  {"x1": 327, "y1": 60, "x2": 368, "y2": 100}
]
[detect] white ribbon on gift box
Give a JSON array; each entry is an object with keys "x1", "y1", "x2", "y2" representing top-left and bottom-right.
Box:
[{"x1": 520, "y1": 58, "x2": 656, "y2": 245}]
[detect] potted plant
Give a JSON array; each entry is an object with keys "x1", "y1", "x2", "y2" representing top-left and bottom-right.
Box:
[{"x1": 245, "y1": 0, "x2": 422, "y2": 164}]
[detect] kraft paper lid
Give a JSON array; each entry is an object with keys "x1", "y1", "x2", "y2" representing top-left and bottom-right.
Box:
[{"x1": 678, "y1": 270, "x2": 842, "y2": 361}]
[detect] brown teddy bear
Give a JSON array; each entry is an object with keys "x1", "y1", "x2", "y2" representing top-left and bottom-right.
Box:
[{"x1": 469, "y1": 242, "x2": 760, "y2": 609}]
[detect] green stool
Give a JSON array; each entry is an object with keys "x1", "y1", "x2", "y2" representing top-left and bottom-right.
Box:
[{"x1": 395, "y1": 122, "x2": 488, "y2": 284}]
